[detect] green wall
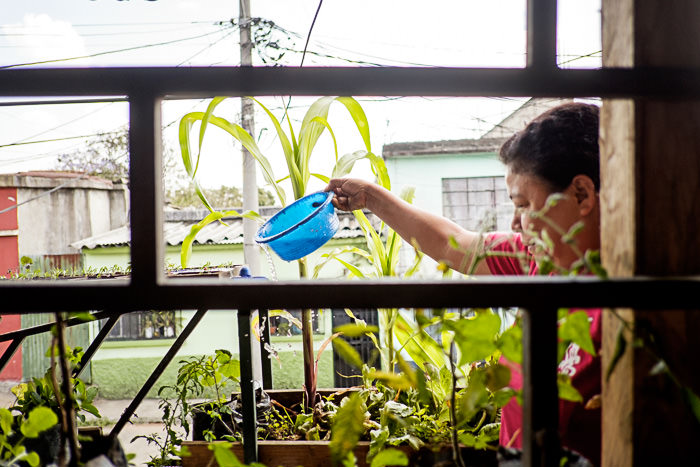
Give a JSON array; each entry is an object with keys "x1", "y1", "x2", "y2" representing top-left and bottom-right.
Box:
[{"x1": 385, "y1": 152, "x2": 505, "y2": 213}]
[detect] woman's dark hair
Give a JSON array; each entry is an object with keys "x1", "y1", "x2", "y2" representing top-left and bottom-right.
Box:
[{"x1": 499, "y1": 102, "x2": 600, "y2": 192}]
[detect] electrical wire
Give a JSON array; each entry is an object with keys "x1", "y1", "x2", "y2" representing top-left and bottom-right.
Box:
[
  {"x1": 0, "y1": 173, "x2": 89, "y2": 215},
  {"x1": 0, "y1": 27, "x2": 233, "y2": 69}
]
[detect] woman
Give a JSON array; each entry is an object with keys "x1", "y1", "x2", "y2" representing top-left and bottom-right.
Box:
[{"x1": 325, "y1": 102, "x2": 602, "y2": 464}]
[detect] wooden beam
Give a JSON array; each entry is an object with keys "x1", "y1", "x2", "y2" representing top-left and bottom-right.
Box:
[{"x1": 601, "y1": 1, "x2": 700, "y2": 465}]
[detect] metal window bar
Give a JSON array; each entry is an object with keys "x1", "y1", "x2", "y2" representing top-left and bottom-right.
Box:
[{"x1": 1, "y1": 2, "x2": 700, "y2": 466}]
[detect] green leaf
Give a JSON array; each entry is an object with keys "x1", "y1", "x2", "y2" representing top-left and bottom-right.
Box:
[
  {"x1": 497, "y1": 324, "x2": 522, "y2": 365},
  {"x1": 332, "y1": 150, "x2": 370, "y2": 179},
  {"x1": 368, "y1": 370, "x2": 415, "y2": 391},
  {"x1": 330, "y1": 393, "x2": 366, "y2": 465},
  {"x1": 682, "y1": 387, "x2": 700, "y2": 425},
  {"x1": 0, "y1": 408, "x2": 13, "y2": 434},
  {"x1": 370, "y1": 448, "x2": 409, "y2": 467},
  {"x1": 268, "y1": 309, "x2": 304, "y2": 330},
  {"x1": 446, "y1": 311, "x2": 501, "y2": 365},
  {"x1": 478, "y1": 422, "x2": 501, "y2": 443},
  {"x1": 558, "y1": 311, "x2": 596, "y2": 356},
  {"x1": 180, "y1": 209, "x2": 261, "y2": 267},
  {"x1": 333, "y1": 323, "x2": 379, "y2": 338},
  {"x1": 457, "y1": 370, "x2": 490, "y2": 423},
  {"x1": 21, "y1": 406, "x2": 58, "y2": 438},
  {"x1": 209, "y1": 442, "x2": 244, "y2": 467},
  {"x1": 484, "y1": 364, "x2": 511, "y2": 392},
  {"x1": 68, "y1": 312, "x2": 95, "y2": 322},
  {"x1": 24, "y1": 451, "x2": 41, "y2": 467},
  {"x1": 557, "y1": 374, "x2": 583, "y2": 403},
  {"x1": 218, "y1": 359, "x2": 241, "y2": 381},
  {"x1": 332, "y1": 338, "x2": 364, "y2": 369},
  {"x1": 393, "y1": 314, "x2": 444, "y2": 370},
  {"x1": 492, "y1": 387, "x2": 517, "y2": 408}
]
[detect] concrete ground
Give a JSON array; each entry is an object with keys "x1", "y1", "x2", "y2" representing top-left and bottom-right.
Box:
[{"x1": 1, "y1": 381, "x2": 178, "y2": 466}]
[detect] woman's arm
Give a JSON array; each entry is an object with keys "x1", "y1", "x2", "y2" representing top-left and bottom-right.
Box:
[{"x1": 326, "y1": 178, "x2": 493, "y2": 275}]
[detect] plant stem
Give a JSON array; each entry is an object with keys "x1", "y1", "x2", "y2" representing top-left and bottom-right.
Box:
[
  {"x1": 55, "y1": 312, "x2": 80, "y2": 466},
  {"x1": 449, "y1": 342, "x2": 466, "y2": 467},
  {"x1": 297, "y1": 258, "x2": 316, "y2": 411}
]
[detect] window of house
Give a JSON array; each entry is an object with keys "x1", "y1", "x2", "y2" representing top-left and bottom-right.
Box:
[
  {"x1": 442, "y1": 176, "x2": 510, "y2": 231},
  {"x1": 105, "y1": 311, "x2": 178, "y2": 340}
]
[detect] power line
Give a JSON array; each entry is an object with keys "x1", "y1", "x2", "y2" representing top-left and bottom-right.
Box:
[
  {"x1": 0, "y1": 27, "x2": 233, "y2": 69},
  {"x1": 0, "y1": 173, "x2": 89, "y2": 215},
  {"x1": 0, "y1": 133, "x2": 119, "y2": 149}
]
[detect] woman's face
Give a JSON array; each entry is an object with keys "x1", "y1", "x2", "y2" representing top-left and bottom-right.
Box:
[{"x1": 505, "y1": 167, "x2": 584, "y2": 269}]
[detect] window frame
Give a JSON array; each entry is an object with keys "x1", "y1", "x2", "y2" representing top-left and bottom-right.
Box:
[{"x1": 2, "y1": 1, "x2": 700, "y2": 465}]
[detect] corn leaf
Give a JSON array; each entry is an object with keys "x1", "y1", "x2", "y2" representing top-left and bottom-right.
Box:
[
  {"x1": 332, "y1": 150, "x2": 370, "y2": 178},
  {"x1": 354, "y1": 209, "x2": 386, "y2": 276},
  {"x1": 393, "y1": 314, "x2": 444, "y2": 370},
  {"x1": 180, "y1": 209, "x2": 261, "y2": 267},
  {"x1": 335, "y1": 97, "x2": 372, "y2": 153},
  {"x1": 267, "y1": 309, "x2": 304, "y2": 330},
  {"x1": 368, "y1": 370, "x2": 415, "y2": 391},
  {"x1": 313, "y1": 246, "x2": 371, "y2": 278},
  {"x1": 204, "y1": 115, "x2": 287, "y2": 205},
  {"x1": 332, "y1": 338, "x2": 364, "y2": 369},
  {"x1": 333, "y1": 323, "x2": 379, "y2": 337}
]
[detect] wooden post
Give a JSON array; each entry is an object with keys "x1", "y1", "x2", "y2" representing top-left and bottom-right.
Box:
[{"x1": 600, "y1": 1, "x2": 700, "y2": 465}]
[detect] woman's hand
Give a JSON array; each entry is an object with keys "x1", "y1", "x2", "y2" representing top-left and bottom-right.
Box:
[{"x1": 325, "y1": 178, "x2": 373, "y2": 211}]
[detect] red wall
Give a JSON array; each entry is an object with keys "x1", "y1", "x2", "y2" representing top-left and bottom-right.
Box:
[
  {"x1": 0, "y1": 187, "x2": 21, "y2": 380},
  {"x1": 0, "y1": 187, "x2": 18, "y2": 276}
]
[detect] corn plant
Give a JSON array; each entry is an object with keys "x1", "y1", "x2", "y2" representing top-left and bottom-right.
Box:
[
  {"x1": 313, "y1": 185, "x2": 444, "y2": 374},
  {"x1": 178, "y1": 95, "x2": 388, "y2": 410}
]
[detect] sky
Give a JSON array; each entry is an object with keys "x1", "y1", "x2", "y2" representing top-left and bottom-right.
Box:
[{"x1": 0, "y1": 0, "x2": 602, "y2": 199}]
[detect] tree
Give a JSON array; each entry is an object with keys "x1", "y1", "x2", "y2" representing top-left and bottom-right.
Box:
[{"x1": 55, "y1": 127, "x2": 275, "y2": 208}]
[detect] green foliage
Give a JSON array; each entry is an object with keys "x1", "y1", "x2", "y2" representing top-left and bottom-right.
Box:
[
  {"x1": 0, "y1": 407, "x2": 57, "y2": 467},
  {"x1": 330, "y1": 393, "x2": 367, "y2": 465},
  {"x1": 134, "y1": 350, "x2": 241, "y2": 466},
  {"x1": 178, "y1": 95, "x2": 386, "y2": 268},
  {"x1": 11, "y1": 347, "x2": 100, "y2": 424}
]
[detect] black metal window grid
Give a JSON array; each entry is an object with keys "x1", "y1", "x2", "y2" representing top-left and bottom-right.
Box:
[{"x1": 2, "y1": 1, "x2": 700, "y2": 466}]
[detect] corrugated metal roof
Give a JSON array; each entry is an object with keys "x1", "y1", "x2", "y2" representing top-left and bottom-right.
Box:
[{"x1": 71, "y1": 210, "x2": 375, "y2": 250}]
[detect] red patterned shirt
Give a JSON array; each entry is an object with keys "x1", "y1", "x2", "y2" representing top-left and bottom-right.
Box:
[{"x1": 484, "y1": 232, "x2": 602, "y2": 465}]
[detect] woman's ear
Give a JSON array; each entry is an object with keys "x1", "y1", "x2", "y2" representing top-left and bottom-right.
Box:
[{"x1": 570, "y1": 175, "x2": 597, "y2": 216}]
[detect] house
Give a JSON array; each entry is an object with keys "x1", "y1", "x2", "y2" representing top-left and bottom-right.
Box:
[{"x1": 0, "y1": 171, "x2": 128, "y2": 381}]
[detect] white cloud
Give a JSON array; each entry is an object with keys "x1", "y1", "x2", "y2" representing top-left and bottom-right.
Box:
[{"x1": 2, "y1": 14, "x2": 90, "y2": 66}]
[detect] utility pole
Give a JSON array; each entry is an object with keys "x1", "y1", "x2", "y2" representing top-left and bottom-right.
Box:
[
  {"x1": 240, "y1": 0, "x2": 260, "y2": 276},
  {"x1": 239, "y1": 0, "x2": 263, "y2": 385}
]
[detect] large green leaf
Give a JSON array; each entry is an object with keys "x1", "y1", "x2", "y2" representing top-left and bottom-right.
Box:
[
  {"x1": 393, "y1": 314, "x2": 444, "y2": 370},
  {"x1": 446, "y1": 311, "x2": 501, "y2": 366},
  {"x1": 204, "y1": 115, "x2": 287, "y2": 205},
  {"x1": 335, "y1": 97, "x2": 371, "y2": 150},
  {"x1": 353, "y1": 209, "x2": 386, "y2": 276},
  {"x1": 332, "y1": 150, "x2": 370, "y2": 179},
  {"x1": 558, "y1": 310, "x2": 596, "y2": 356},
  {"x1": 334, "y1": 323, "x2": 379, "y2": 338},
  {"x1": 21, "y1": 406, "x2": 58, "y2": 438},
  {"x1": 329, "y1": 393, "x2": 366, "y2": 465},
  {"x1": 313, "y1": 246, "x2": 371, "y2": 279},
  {"x1": 333, "y1": 338, "x2": 364, "y2": 369},
  {"x1": 180, "y1": 209, "x2": 261, "y2": 267}
]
